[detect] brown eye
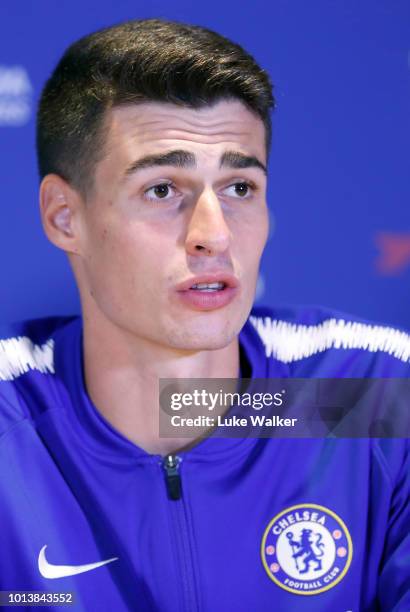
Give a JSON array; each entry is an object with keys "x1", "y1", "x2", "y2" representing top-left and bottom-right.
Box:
[
  {"x1": 223, "y1": 181, "x2": 254, "y2": 199},
  {"x1": 234, "y1": 182, "x2": 249, "y2": 197},
  {"x1": 144, "y1": 182, "x2": 177, "y2": 202},
  {"x1": 153, "y1": 184, "x2": 170, "y2": 198}
]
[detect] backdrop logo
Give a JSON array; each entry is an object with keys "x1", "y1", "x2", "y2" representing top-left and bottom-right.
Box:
[
  {"x1": 0, "y1": 65, "x2": 32, "y2": 126},
  {"x1": 261, "y1": 503, "x2": 353, "y2": 595},
  {"x1": 375, "y1": 232, "x2": 410, "y2": 275}
]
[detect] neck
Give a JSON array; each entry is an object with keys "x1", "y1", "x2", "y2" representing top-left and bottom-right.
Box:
[{"x1": 81, "y1": 314, "x2": 240, "y2": 456}]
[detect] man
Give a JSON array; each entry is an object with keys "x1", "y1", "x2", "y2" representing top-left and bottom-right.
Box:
[{"x1": 0, "y1": 18, "x2": 409, "y2": 611}]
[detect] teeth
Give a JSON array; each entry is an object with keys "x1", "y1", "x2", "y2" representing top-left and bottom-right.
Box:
[{"x1": 191, "y1": 282, "x2": 225, "y2": 290}]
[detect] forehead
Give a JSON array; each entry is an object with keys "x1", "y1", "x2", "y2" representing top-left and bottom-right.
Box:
[{"x1": 104, "y1": 99, "x2": 267, "y2": 163}]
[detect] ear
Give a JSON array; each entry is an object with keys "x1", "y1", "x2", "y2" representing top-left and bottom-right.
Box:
[{"x1": 39, "y1": 174, "x2": 84, "y2": 255}]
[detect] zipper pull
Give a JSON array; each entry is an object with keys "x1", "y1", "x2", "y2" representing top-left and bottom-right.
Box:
[{"x1": 163, "y1": 454, "x2": 182, "y2": 501}]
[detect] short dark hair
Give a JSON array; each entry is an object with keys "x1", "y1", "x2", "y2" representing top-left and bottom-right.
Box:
[{"x1": 37, "y1": 18, "x2": 275, "y2": 196}]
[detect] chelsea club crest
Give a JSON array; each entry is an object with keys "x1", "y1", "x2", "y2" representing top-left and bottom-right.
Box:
[{"x1": 261, "y1": 503, "x2": 353, "y2": 595}]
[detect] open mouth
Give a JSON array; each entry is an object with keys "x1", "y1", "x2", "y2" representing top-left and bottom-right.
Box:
[
  {"x1": 189, "y1": 282, "x2": 226, "y2": 292},
  {"x1": 176, "y1": 277, "x2": 239, "y2": 311}
]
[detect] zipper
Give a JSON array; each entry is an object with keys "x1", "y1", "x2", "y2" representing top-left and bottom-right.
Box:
[
  {"x1": 161, "y1": 454, "x2": 201, "y2": 612},
  {"x1": 163, "y1": 453, "x2": 182, "y2": 500}
]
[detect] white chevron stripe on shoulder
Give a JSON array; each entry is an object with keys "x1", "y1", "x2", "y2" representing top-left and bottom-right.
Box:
[
  {"x1": 0, "y1": 337, "x2": 55, "y2": 381},
  {"x1": 249, "y1": 316, "x2": 410, "y2": 363}
]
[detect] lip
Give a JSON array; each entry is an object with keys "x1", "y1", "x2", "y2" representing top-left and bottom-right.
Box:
[
  {"x1": 175, "y1": 273, "x2": 239, "y2": 292},
  {"x1": 175, "y1": 273, "x2": 240, "y2": 312}
]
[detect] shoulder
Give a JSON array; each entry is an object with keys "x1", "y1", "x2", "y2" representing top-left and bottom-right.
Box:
[
  {"x1": 248, "y1": 306, "x2": 410, "y2": 480},
  {"x1": 0, "y1": 316, "x2": 77, "y2": 437},
  {"x1": 248, "y1": 304, "x2": 410, "y2": 376}
]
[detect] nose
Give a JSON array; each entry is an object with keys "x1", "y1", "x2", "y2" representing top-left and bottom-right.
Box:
[{"x1": 185, "y1": 189, "x2": 231, "y2": 257}]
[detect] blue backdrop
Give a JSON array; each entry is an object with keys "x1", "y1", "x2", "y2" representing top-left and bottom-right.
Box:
[{"x1": 1, "y1": 0, "x2": 409, "y2": 328}]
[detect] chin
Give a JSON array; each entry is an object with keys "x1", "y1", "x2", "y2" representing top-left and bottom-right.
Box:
[
  {"x1": 188, "y1": 334, "x2": 234, "y2": 351},
  {"x1": 164, "y1": 311, "x2": 247, "y2": 352}
]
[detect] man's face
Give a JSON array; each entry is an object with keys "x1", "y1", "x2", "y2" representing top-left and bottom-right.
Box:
[{"x1": 76, "y1": 99, "x2": 269, "y2": 351}]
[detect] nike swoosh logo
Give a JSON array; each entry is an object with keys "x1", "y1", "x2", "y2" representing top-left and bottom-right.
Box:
[{"x1": 38, "y1": 545, "x2": 118, "y2": 579}]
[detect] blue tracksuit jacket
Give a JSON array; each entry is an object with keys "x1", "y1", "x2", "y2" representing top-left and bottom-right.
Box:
[{"x1": 0, "y1": 304, "x2": 409, "y2": 611}]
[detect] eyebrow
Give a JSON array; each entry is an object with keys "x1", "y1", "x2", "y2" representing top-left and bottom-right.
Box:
[
  {"x1": 124, "y1": 150, "x2": 195, "y2": 176},
  {"x1": 123, "y1": 148, "x2": 267, "y2": 178},
  {"x1": 220, "y1": 151, "x2": 267, "y2": 175}
]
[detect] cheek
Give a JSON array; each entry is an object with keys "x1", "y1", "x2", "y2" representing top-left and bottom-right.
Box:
[
  {"x1": 237, "y1": 210, "x2": 269, "y2": 263},
  {"x1": 83, "y1": 223, "x2": 143, "y2": 294},
  {"x1": 84, "y1": 219, "x2": 172, "y2": 303},
  {"x1": 259, "y1": 205, "x2": 270, "y2": 240}
]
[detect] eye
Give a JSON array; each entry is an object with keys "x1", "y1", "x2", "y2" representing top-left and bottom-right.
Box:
[
  {"x1": 223, "y1": 181, "x2": 255, "y2": 199},
  {"x1": 144, "y1": 182, "x2": 177, "y2": 201}
]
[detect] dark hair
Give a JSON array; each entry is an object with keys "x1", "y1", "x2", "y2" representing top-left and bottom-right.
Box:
[{"x1": 37, "y1": 18, "x2": 275, "y2": 196}]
